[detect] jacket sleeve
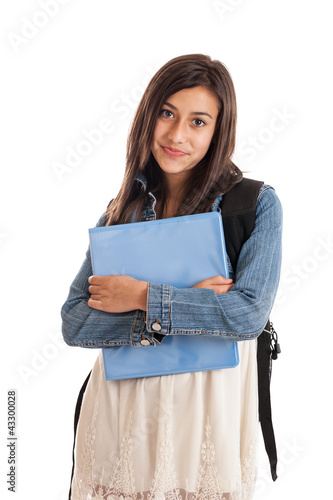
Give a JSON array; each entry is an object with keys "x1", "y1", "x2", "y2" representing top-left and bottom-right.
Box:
[
  {"x1": 145, "y1": 186, "x2": 283, "y2": 341},
  {"x1": 61, "y1": 213, "x2": 147, "y2": 348}
]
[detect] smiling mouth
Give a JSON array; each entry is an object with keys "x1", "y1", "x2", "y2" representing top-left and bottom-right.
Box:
[
  {"x1": 162, "y1": 146, "x2": 188, "y2": 157},
  {"x1": 165, "y1": 146, "x2": 185, "y2": 153}
]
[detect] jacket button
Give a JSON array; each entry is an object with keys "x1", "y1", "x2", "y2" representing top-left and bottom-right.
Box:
[
  {"x1": 152, "y1": 322, "x2": 162, "y2": 332},
  {"x1": 140, "y1": 339, "x2": 150, "y2": 346}
]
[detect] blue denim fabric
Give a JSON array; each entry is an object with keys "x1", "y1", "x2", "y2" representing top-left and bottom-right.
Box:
[{"x1": 61, "y1": 174, "x2": 282, "y2": 347}]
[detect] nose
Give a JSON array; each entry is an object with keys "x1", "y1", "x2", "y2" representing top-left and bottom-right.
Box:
[{"x1": 167, "y1": 119, "x2": 187, "y2": 144}]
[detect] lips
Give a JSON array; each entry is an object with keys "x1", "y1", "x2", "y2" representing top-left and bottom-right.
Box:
[
  {"x1": 166, "y1": 146, "x2": 185, "y2": 153},
  {"x1": 162, "y1": 146, "x2": 188, "y2": 158}
]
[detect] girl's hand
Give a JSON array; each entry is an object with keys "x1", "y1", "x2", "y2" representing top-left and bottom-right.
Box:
[
  {"x1": 88, "y1": 275, "x2": 148, "y2": 313},
  {"x1": 192, "y1": 275, "x2": 234, "y2": 294}
]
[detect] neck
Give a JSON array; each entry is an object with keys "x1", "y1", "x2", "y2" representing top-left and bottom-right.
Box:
[{"x1": 163, "y1": 172, "x2": 188, "y2": 203}]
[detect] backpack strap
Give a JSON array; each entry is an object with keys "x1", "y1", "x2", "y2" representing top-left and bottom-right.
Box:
[
  {"x1": 221, "y1": 178, "x2": 263, "y2": 271},
  {"x1": 68, "y1": 370, "x2": 92, "y2": 499},
  {"x1": 220, "y1": 177, "x2": 279, "y2": 481},
  {"x1": 257, "y1": 321, "x2": 278, "y2": 481}
]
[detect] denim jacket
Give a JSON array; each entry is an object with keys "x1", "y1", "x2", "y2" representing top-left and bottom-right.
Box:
[{"x1": 61, "y1": 174, "x2": 282, "y2": 347}]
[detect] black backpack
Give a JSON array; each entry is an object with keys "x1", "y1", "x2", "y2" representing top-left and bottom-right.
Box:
[
  {"x1": 221, "y1": 177, "x2": 280, "y2": 481},
  {"x1": 68, "y1": 178, "x2": 281, "y2": 498}
]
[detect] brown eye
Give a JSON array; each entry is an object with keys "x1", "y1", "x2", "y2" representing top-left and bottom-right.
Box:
[
  {"x1": 160, "y1": 109, "x2": 174, "y2": 118},
  {"x1": 193, "y1": 118, "x2": 205, "y2": 127}
]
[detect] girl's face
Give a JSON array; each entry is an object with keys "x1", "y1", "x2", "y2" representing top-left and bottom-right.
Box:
[{"x1": 151, "y1": 86, "x2": 220, "y2": 185}]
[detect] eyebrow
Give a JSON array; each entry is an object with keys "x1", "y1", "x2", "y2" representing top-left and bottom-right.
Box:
[{"x1": 163, "y1": 101, "x2": 214, "y2": 120}]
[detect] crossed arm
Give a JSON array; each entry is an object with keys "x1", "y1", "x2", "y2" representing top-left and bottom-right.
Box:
[
  {"x1": 61, "y1": 186, "x2": 282, "y2": 345},
  {"x1": 87, "y1": 275, "x2": 235, "y2": 313}
]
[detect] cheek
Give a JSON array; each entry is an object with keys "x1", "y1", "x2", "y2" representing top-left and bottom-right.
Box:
[
  {"x1": 194, "y1": 132, "x2": 214, "y2": 155},
  {"x1": 152, "y1": 120, "x2": 165, "y2": 143}
]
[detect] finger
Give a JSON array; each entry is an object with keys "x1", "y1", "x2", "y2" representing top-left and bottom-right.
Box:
[
  {"x1": 88, "y1": 284, "x2": 101, "y2": 294},
  {"x1": 197, "y1": 285, "x2": 217, "y2": 290},
  {"x1": 88, "y1": 275, "x2": 104, "y2": 285},
  {"x1": 88, "y1": 297, "x2": 104, "y2": 310},
  {"x1": 90, "y1": 294, "x2": 102, "y2": 301},
  {"x1": 214, "y1": 286, "x2": 233, "y2": 291},
  {"x1": 213, "y1": 275, "x2": 233, "y2": 282},
  {"x1": 203, "y1": 278, "x2": 233, "y2": 287}
]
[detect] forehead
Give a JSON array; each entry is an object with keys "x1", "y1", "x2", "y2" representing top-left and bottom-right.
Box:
[{"x1": 165, "y1": 86, "x2": 220, "y2": 116}]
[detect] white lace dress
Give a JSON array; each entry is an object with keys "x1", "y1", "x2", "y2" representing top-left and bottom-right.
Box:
[{"x1": 70, "y1": 339, "x2": 259, "y2": 500}]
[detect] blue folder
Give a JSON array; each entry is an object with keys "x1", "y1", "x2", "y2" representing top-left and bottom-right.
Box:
[{"x1": 89, "y1": 211, "x2": 239, "y2": 380}]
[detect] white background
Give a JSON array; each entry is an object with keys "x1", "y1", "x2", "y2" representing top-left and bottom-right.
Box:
[{"x1": 1, "y1": 0, "x2": 332, "y2": 498}]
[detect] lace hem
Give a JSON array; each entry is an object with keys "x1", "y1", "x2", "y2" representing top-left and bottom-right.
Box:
[
  {"x1": 72, "y1": 485, "x2": 235, "y2": 499},
  {"x1": 71, "y1": 405, "x2": 257, "y2": 500}
]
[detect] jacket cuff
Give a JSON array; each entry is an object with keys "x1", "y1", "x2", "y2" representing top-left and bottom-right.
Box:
[{"x1": 146, "y1": 282, "x2": 171, "y2": 335}]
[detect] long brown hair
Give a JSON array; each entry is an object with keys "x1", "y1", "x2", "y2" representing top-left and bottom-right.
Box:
[{"x1": 105, "y1": 53, "x2": 242, "y2": 225}]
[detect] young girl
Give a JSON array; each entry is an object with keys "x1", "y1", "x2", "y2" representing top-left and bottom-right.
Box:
[{"x1": 61, "y1": 54, "x2": 282, "y2": 499}]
